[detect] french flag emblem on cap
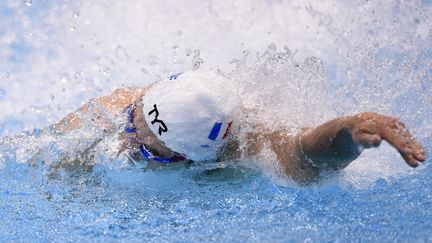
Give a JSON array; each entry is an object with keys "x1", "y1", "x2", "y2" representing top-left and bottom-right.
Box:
[{"x1": 207, "y1": 121, "x2": 233, "y2": 141}]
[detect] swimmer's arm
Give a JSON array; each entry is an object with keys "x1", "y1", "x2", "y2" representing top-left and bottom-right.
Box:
[
  {"x1": 297, "y1": 112, "x2": 427, "y2": 169},
  {"x1": 52, "y1": 87, "x2": 149, "y2": 133},
  {"x1": 237, "y1": 112, "x2": 427, "y2": 182},
  {"x1": 221, "y1": 111, "x2": 426, "y2": 181}
]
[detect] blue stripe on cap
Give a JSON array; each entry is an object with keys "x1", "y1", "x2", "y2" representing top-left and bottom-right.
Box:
[
  {"x1": 139, "y1": 145, "x2": 152, "y2": 159},
  {"x1": 126, "y1": 106, "x2": 134, "y2": 123},
  {"x1": 139, "y1": 145, "x2": 174, "y2": 163},
  {"x1": 169, "y1": 72, "x2": 183, "y2": 80},
  {"x1": 152, "y1": 157, "x2": 174, "y2": 163},
  {"x1": 124, "y1": 127, "x2": 136, "y2": 133},
  {"x1": 208, "y1": 122, "x2": 222, "y2": 140}
]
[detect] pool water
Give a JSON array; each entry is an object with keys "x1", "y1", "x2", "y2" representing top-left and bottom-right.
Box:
[
  {"x1": 0, "y1": 0, "x2": 431, "y2": 242},
  {"x1": 1, "y1": 156, "x2": 431, "y2": 242}
]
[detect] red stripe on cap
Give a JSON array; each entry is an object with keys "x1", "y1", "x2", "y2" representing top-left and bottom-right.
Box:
[{"x1": 222, "y1": 121, "x2": 233, "y2": 139}]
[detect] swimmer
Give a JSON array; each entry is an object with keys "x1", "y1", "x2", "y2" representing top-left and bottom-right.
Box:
[{"x1": 51, "y1": 70, "x2": 426, "y2": 182}]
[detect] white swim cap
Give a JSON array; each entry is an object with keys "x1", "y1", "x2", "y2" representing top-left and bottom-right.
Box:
[{"x1": 142, "y1": 70, "x2": 239, "y2": 161}]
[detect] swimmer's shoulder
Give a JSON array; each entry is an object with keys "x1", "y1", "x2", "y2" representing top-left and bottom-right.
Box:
[
  {"x1": 111, "y1": 85, "x2": 151, "y2": 102},
  {"x1": 52, "y1": 84, "x2": 153, "y2": 134},
  {"x1": 97, "y1": 85, "x2": 153, "y2": 116}
]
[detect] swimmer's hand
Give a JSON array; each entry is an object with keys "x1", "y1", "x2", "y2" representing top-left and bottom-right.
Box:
[
  {"x1": 350, "y1": 112, "x2": 426, "y2": 167},
  {"x1": 300, "y1": 112, "x2": 427, "y2": 169}
]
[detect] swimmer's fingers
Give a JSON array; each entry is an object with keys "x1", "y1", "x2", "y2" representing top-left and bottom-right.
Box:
[{"x1": 379, "y1": 121, "x2": 426, "y2": 167}]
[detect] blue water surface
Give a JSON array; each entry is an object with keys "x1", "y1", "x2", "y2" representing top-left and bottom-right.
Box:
[{"x1": 0, "y1": 151, "x2": 431, "y2": 242}]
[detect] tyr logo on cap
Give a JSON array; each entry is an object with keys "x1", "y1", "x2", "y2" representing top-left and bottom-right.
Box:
[{"x1": 148, "y1": 104, "x2": 168, "y2": 136}]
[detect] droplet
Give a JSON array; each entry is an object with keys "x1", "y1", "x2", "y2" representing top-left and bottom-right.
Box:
[
  {"x1": 74, "y1": 72, "x2": 83, "y2": 79},
  {"x1": 70, "y1": 26, "x2": 76, "y2": 31},
  {"x1": 174, "y1": 31, "x2": 183, "y2": 39},
  {"x1": 33, "y1": 128, "x2": 42, "y2": 137},
  {"x1": 24, "y1": 0, "x2": 32, "y2": 7},
  {"x1": 185, "y1": 48, "x2": 192, "y2": 56},
  {"x1": 115, "y1": 45, "x2": 129, "y2": 61},
  {"x1": 73, "y1": 12, "x2": 80, "y2": 18},
  {"x1": 147, "y1": 55, "x2": 159, "y2": 66},
  {"x1": 5, "y1": 72, "x2": 10, "y2": 78},
  {"x1": 374, "y1": 178, "x2": 388, "y2": 188},
  {"x1": 267, "y1": 43, "x2": 277, "y2": 52},
  {"x1": 0, "y1": 89, "x2": 4, "y2": 99},
  {"x1": 191, "y1": 49, "x2": 204, "y2": 70},
  {"x1": 101, "y1": 66, "x2": 110, "y2": 75}
]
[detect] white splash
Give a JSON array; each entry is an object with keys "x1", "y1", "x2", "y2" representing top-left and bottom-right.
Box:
[{"x1": 0, "y1": 0, "x2": 430, "y2": 186}]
